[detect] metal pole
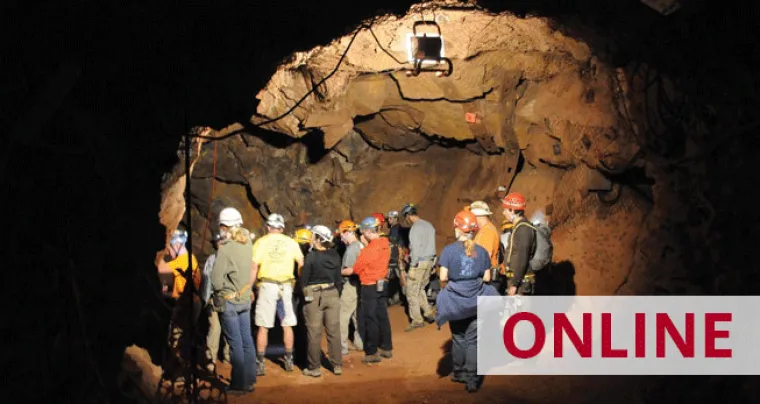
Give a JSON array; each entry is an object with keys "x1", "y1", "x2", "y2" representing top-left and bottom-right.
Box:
[{"x1": 184, "y1": 129, "x2": 197, "y2": 402}]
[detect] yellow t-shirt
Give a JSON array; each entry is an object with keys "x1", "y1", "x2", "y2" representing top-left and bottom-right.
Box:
[
  {"x1": 253, "y1": 233, "x2": 304, "y2": 282},
  {"x1": 474, "y1": 221, "x2": 500, "y2": 268},
  {"x1": 167, "y1": 253, "x2": 200, "y2": 299}
]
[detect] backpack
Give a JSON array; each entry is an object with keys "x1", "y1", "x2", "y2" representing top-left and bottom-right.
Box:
[
  {"x1": 509, "y1": 221, "x2": 553, "y2": 272},
  {"x1": 529, "y1": 222, "x2": 553, "y2": 271}
]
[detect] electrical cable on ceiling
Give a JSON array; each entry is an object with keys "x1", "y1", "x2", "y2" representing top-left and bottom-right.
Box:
[{"x1": 192, "y1": 18, "x2": 409, "y2": 142}]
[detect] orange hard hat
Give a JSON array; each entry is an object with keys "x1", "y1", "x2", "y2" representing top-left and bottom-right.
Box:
[
  {"x1": 454, "y1": 210, "x2": 479, "y2": 233},
  {"x1": 338, "y1": 219, "x2": 358, "y2": 233},
  {"x1": 502, "y1": 192, "x2": 527, "y2": 211}
]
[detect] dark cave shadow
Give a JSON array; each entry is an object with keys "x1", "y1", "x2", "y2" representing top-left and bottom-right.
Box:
[
  {"x1": 436, "y1": 338, "x2": 454, "y2": 378},
  {"x1": 535, "y1": 260, "x2": 577, "y2": 296}
]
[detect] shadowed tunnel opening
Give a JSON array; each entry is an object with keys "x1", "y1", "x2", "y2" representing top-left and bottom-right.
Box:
[{"x1": 6, "y1": 0, "x2": 760, "y2": 403}]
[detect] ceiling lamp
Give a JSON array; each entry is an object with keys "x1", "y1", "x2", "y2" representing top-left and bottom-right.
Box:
[{"x1": 405, "y1": 20, "x2": 453, "y2": 77}]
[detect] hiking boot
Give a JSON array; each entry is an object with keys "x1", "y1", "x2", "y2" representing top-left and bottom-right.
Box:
[
  {"x1": 349, "y1": 341, "x2": 364, "y2": 351},
  {"x1": 224, "y1": 384, "x2": 255, "y2": 395},
  {"x1": 378, "y1": 349, "x2": 393, "y2": 359},
  {"x1": 302, "y1": 368, "x2": 322, "y2": 377},
  {"x1": 362, "y1": 354, "x2": 382, "y2": 363},
  {"x1": 256, "y1": 359, "x2": 266, "y2": 376},
  {"x1": 341, "y1": 347, "x2": 350, "y2": 356},
  {"x1": 333, "y1": 365, "x2": 343, "y2": 375},
  {"x1": 451, "y1": 373, "x2": 467, "y2": 384},
  {"x1": 284, "y1": 355, "x2": 295, "y2": 372},
  {"x1": 466, "y1": 382, "x2": 480, "y2": 393},
  {"x1": 405, "y1": 322, "x2": 424, "y2": 332}
]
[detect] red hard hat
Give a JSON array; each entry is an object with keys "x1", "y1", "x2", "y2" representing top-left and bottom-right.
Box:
[
  {"x1": 454, "y1": 210, "x2": 479, "y2": 233},
  {"x1": 371, "y1": 213, "x2": 386, "y2": 225},
  {"x1": 502, "y1": 192, "x2": 527, "y2": 210}
]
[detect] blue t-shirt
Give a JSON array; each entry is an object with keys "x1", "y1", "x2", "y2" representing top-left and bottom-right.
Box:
[{"x1": 438, "y1": 241, "x2": 491, "y2": 281}]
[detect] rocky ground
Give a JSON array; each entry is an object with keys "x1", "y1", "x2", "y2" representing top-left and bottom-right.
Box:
[{"x1": 156, "y1": 305, "x2": 648, "y2": 404}]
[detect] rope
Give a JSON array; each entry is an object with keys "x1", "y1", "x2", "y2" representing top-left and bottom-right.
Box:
[
  {"x1": 199, "y1": 140, "x2": 218, "y2": 253},
  {"x1": 191, "y1": 17, "x2": 409, "y2": 142}
]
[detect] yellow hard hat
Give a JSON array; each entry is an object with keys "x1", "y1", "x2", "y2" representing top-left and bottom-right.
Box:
[{"x1": 294, "y1": 228, "x2": 313, "y2": 244}]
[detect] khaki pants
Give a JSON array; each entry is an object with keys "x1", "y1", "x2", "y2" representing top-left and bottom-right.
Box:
[
  {"x1": 339, "y1": 280, "x2": 363, "y2": 352},
  {"x1": 205, "y1": 309, "x2": 230, "y2": 364},
  {"x1": 406, "y1": 260, "x2": 434, "y2": 324},
  {"x1": 303, "y1": 287, "x2": 342, "y2": 370}
]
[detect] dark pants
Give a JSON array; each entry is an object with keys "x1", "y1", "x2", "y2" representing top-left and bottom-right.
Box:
[
  {"x1": 303, "y1": 288, "x2": 342, "y2": 370},
  {"x1": 489, "y1": 274, "x2": 506, "y2": 295},
  {"x1": 450, "y1": 316, "x2": 478, "y2": 383},
  {"x1": 221, "y1": 302, "x2": 256, "y2": 390},
  {"x1": 360, "y1": 285, "x2": 393, "y2": 355}
]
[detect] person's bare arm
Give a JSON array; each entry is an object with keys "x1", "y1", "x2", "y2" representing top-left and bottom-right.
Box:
[
  {"x1": 483, "y1": 267, "x2": 492, "y2": 283},
  {"x1": 439, "y1": 266, "x2": 449, "y2": 289},
  {"x1": 250, "y1": 261, "x2": 258, "y2": 283},
  {"x1": 157, "y1": 259, "x2": 172, "y2": 274}
]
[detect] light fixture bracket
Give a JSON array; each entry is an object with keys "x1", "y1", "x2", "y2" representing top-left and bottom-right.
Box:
[{"x1": 405, "y1": 20, "x2": 453, "y2": 77}]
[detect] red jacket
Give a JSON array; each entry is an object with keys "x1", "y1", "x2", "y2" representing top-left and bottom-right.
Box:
[{"x1": 353, "y1": 237, "x2": 390, "y2": 285}]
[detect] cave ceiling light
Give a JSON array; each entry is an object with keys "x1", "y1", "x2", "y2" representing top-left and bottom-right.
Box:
[{"x1": 404, "y1": 20, "x2": 453, "y2": 77}]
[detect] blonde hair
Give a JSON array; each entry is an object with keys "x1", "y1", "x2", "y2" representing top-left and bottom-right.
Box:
[
  {"x1": 464, "y1": 237, "x2": 475, "y2": 257},
  {"x1": 228, "y1": 226, "x2": 251, "y2": 244},
  {"x1": 456, "y1": 228, "x2": 476, "y2": 257}
]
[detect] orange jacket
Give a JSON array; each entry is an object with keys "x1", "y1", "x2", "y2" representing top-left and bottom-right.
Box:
[{"x1": 353, "y1": 237, "x2": 390, "y2": 285}]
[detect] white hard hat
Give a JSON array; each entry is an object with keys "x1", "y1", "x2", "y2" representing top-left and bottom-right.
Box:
[
  {"x1": 266, "y1": 213, "x2": 285, "y2": 229},
  {"x1": 219, "y1": 207, "x2": 244, "y2": 227},
  {"x1": 469, "y1": 200, "x2": 492, "y2": 216},
  {"x1": 311, "y1": 225, "x2": 333, "y2": 243}
]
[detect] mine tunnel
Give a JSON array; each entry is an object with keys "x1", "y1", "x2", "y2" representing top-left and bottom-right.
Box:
[{"x1": 7, "y1": 0, "x2": 760, "y2": 403}]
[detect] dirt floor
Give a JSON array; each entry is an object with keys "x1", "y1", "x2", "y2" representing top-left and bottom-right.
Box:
[{"x1": 181, "y1": 305, "x2": 650, "y2": 404}]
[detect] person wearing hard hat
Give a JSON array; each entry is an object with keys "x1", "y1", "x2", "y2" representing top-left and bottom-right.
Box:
[
  {"x1": 200, "y1": 233, "x2": 231, "y2": 372},
  {"x1": 252, "y1": 213, "x2": 304, "y2": 375},
  {"x1": 371, "y1": 213, "x2": 387, "y2": 237},
  {"x1": 349, "y1": 216, "x2": 393, "y2": 363},
  {"x1": 300, "y1": 225, "x2": 344, "y2": 377},
  {"x1": 210, "y1": 207, "x2": 256, "y2": 395},
  {"x1": 337, "y1": 219, "x2": 364, "y2": 355},
  {"x1": 158, "y1": 229, "x2": 201, "y2": 302},
  {"x1": 386, "y1": 210, "x2": 408, "y2": 307},
  {"x1": 435, "y1": 210, "x2": 498, "y2": 392},
  {"x1": 401, "y1": 203, "x2": 437, "y2": 332},
  {"x1": 502, "y1": 193, "x2": 536, "y2": 296},
  {"x1": 157, "y1": 228, "x2": 202, "y2": 365},
  {"x1": 289, "y1": 226, "x2": 312, "y2": 369},
  {"x1": 469, "y1": 201, "x2": 502, "y2": 293}
]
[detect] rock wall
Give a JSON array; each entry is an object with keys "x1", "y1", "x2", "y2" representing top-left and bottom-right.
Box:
[{"x1": 164, "y1": 2, "x2": 653, "y2": 297}]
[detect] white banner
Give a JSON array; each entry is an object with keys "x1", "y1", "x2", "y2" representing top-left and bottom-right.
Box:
[{"x1": 476, "y1": 296, "x2": 760, "y2": 375}]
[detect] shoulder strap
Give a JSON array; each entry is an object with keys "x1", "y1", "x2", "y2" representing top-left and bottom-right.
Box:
[{"x1": 506, "y1": 222, "x2": 537, "y2": 265}]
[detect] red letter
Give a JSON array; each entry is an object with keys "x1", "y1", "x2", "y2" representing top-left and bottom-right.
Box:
[
  {"x1": 601, "y1": 313, "x2": 628, "y2": 358},
  {"x1": 554, "y1": 313, "x2": 592, "y2": 358},
  {"x1": 503, "y1": 312, "x2": 546, "y2": 359},
  {"x1": 635, "y1": 313, "x2": 646, "y2": 358},
  {"x1": 705, "y1": 313, "x2": 732, "y2": 358},
  {"x1": 656, "y1": 313, "x2": 695, "y2": 358}
]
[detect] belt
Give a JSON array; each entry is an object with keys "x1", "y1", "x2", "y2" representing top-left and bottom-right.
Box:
[
  {"x1": 413, "y1": 256, "x2": 436, "y2": 266},
  {"x1": 307, "y1": 283, "x2": 336, "y2": 291},
  {"x1": 257, "y1": 277, "x2": 295, "y2": 286},
  {"x1": 504, "y1": 270, "x2": 535, "y2": 283}
]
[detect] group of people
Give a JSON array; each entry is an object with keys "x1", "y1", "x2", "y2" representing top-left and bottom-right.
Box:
[{"x1": 159, "y1": 191, "x2": 548, "y2": 395}]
